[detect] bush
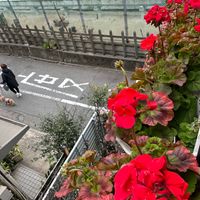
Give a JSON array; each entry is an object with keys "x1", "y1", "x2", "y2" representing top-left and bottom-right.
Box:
[{"x1": 35, "y1": 108, "x2": 83, "y2": 164}]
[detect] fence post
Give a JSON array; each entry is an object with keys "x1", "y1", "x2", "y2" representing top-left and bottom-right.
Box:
[
  {"x1": 11, "y1": 24, "x2": 24, "y2": 44},
  {"x1": 59, "y1": 29, "x2": 68, "y2": 51},
  {"x1": 109, "y1": 30, "x2": 115, "y2": 56},
  {"x1": 50, "y1": 26, "x2": 60, "y2": 49},
  {"x1": 42, "y1": 26, "x2": 50, "y2": 41},
  {"x1": 69, "y1": 29, "x2": 77, "y2": 52},
  {"x1": 133, "y1": 31, "x2": 138, "y2": 59},
  {"x1": 5, "y1": 24, "x2": 17, "y2": 43},
  {"x1": 121, "y1": 31, "x2": 126, "y2": 57},
  {"x1": 0, "y1": 25, "x2": 7, "y2": 43},
  {"x1": 18, "y1": 25, "x2": 29, "y2": 45},
  {"x1": 34, "y1": 25, "x2": 43, "y2": 45},
  {"x1": 80, "y1": 34, "x2": 86, "y2": 53},
  {"x1": 98, "y1": 30, "x2": 105, "y2": 55},
  {"x1": 0, "y1": 25, "x2": 12, "y2": 43},
  {"x1": 88, "y1": 29, "x2": 95, "y2": 54},
  {"x1": 26, "y1": 25, "x2": 37, "y2": 45}
]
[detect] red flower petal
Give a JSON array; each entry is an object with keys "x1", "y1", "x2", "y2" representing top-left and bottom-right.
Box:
[
  {"x1": 114, "y1": 164, "x2": 137, "y2": 200},
  {"x1": 140, "y1": 34, "x2": 157, "y2": 51},
  {"x1": 164, "y1": 170, "x2": 188, "y2": 200}
]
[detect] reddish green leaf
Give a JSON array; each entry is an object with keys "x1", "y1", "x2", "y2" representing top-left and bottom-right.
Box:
[
  {"x1": 166, "y1": 146, "x2": 200, "y2": 174},
  {"x1": 141, "y1": 92, "x2": 174, "y2": 126},
  {"x1": 54, "y1": 178, "x2": 73, "y2": 198}
]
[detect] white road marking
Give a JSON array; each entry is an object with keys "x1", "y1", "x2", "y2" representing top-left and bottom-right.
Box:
[
  {"x1": 18, "y1": 73, "x2": 78, "y2": 99},
  {"x1": 21, "y1": 90, "x2": 96, "y2": 110}
]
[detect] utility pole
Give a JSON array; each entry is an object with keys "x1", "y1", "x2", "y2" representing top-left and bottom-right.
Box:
[
  {"x1": 7, "y1": 0, "x2": 20, "y2": 26},
  {"x1": 77, "y1": 0, "x2": 87, "y2": 34},
  {"x1": 39, "y1": 0, "x2": 51, "y2": 31},
  {"x1": 122, "y1": 0, "x2": 128, "y2": 42}
]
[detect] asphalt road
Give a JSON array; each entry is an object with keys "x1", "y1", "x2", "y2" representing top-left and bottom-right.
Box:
[{"x1": 0, "y1": 54, "x2": 126, "y2": 128}]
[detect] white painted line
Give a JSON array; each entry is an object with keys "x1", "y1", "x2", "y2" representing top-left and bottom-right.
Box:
[
  {"x1": 18, "y1": 73, "x2": 78, "y2": 99},
  {"x1": 21, "y1": 90, "x2": 95, "y2": 110}
]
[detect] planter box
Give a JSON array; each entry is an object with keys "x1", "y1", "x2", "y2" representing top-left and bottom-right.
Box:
[{"x1": 36, "y1": 111, "x2": 200, "y2": 200}]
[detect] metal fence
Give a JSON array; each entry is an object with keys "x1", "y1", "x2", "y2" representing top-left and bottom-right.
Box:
[{"x1": 35, "y1": 113, "x2": 106, "y2": 200}]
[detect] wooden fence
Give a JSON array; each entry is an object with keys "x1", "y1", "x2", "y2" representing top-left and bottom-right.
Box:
[{"x1": 0, "y1": 24, "x2": 146, "y2": 60}]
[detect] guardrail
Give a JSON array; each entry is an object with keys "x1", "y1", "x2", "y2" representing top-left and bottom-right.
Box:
[{"x1": 35, "y1": 113, "x2": 106, "y2": 200}]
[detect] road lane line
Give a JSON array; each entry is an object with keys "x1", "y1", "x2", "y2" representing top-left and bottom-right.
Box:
[
  {"x1": 18, "y1": 73, "x2": 78, "y2": 99},
  {"x1": 21, "y1": 90, "x2": 95, "y2": 110}
]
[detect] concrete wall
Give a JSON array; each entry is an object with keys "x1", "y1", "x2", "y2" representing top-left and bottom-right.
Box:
[{"x1": 0, "y1": 43, "x2": 144, "y2": 70}]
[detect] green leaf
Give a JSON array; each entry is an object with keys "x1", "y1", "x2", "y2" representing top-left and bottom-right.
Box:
[
  {"x1": 134, "y1": 119, "x2": 142, "y2": 132},
  {"x1": 181, "y1": 171, "x2": 197, "y2": 194},
  {"x1": 144, "y1": 125, "x2": 177, "y2": 140},
  {"x1": 191, "y1": 188, "x2": 200, "y2": 200},
  {"x1": 187, "y1": 71, "x2": 200, "y2": 91},
  {"x1": 152, "y1": 83, "x2": 172, "y2": 95}
]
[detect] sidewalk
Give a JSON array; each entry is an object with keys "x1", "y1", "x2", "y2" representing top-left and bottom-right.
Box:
[
  {"x1": 11, "y1": 128, "x2": 50, "y2": 199},
  {"x1": 16, "y1": 128, "x2": 50, "y2": 175}
]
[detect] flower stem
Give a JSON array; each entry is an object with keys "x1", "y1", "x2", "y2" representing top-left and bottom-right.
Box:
[
  {"x1": 132, "y1": 131, "x2": 142, "y2": 155},
  {"x1": 158, "y1": 25, "x2": 165, "y2": 59},
  {"x1": 120, "y1": 66, "x2": 129, "y2": 86},
  {"x1": 194, "y1": 10, "x2": 197, "y2": 26}
]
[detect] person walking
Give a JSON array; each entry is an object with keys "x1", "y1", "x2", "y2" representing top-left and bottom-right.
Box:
[{"x1": 0, "y1": 64, "x2": 22, "y2": 97}]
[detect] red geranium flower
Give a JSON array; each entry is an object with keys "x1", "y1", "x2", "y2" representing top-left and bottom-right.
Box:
[
  {"x1": 114, "y1": 154, "x2": 189, "y2": 200},
  {"x1": 140, "y1": 34, "x2": 157, "y2": 51},
  {"x1": 108, "y1": 88, "x2": 148, "y2": 129},
  {"x1": 194, "y1": 24, "x2": 200, "y2": 32},
  {"x1": 141, "y1": 92, "x2": 174, "y2": 126},
  {"x1": 144, "y1": 5, "x2": 171, "y2": 27},
  {"x1": 194, "y1": 18, "x2": 200, "y2": 32},
  {"x1": 167, "y1": 0, "x2": 173, "y2": 3},
  {"x1": 147, "y1": 101, "x2": 158, "y2": 110},
  {"x1": 184, "y1": 2, "x2": 189, "y2": 15},
  {"x1": 190, "y1": 0, "x2": 200, "y2": 9},
  {"x1": 167, "y1": 0, "x2": 183, "y2": 3}
]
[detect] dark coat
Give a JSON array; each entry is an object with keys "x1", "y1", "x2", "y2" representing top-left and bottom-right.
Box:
[{"x1": 1, "y1": 68, "x2": 19, "y2": 88}]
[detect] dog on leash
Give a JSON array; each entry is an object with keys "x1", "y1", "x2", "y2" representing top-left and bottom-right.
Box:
[
  {"x1": 5, "y1": 98, "x2": 15, "y2": 106},
  {"x1": 0, "y1": 95, "x2": 15, "y2": 106}
]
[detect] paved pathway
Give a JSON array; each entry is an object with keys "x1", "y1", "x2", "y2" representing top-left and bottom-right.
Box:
[{"x1": 0, "y1": 54, "x2": 125, "y2": 128}]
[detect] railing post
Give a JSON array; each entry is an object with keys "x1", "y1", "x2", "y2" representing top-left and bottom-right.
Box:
[
  {"x1": 0, "y1": 24, "x2": 11, "y2": 43},
  {"x1": 88, "y1": 29, "x2": 95, "y2": 54},
  {"x1": 26, "y1": 25, "x2": 37, "y2": 45},
  {"x1": 34, "y1": 25, "x2": 43, "y2": 45},
  {"x1": 98, "y1": 30, "x2": 105, "y2": 55},
  {"x1": 80, "y1": 34, "x2": 86, "y2": 53},
  {"x1": 4, "y1": 24, "x2": 17, "y2": 43},
  {"x1": 50, "y1": 26, "x2": 61, "y2": 49},
  {"x1": 59, "y1": 28, "x2": 68, "y2": 51},
  {"x1": 133, "y1": 31, "x2": 138, "y2": 59},
  {"x1": 109, "y1": 30, "x2": 115, "y2": 56},
  {"x1": 69, "y1": 29, "x2": 77, "y2": 52},
  {"x1": 11, "y1": 24, "x2": 24, "y2": 44},
  {"x1": 121, "y1": 31, "x2": 126, "y2": 57}
]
